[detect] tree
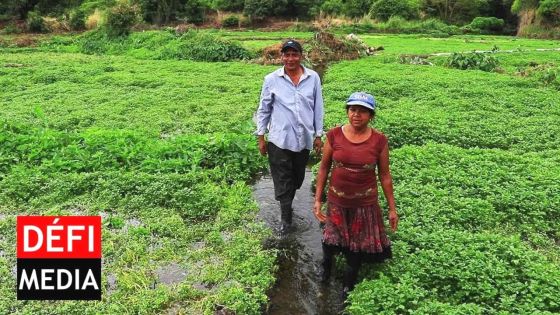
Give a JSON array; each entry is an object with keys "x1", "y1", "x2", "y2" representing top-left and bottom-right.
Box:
[
  {"x1": 0, "y1": 0, "x2": 81, "y2": 20},
  {"x1": 35, "y1": 0, "x2": 81, "y2": 16},
  {"x1": 244, "y1": 0, "x2": 277, "y2": 20},
  {"x1": 183, "y1": 0, "x2": 209, "y2": 24},
  {"x1": 482, "y1": 0, "x2": 516, "y2": 23},
  {"x1": 133, "y1": 0, "x2": 185, "y2": 24},
  {"x1": 211, "y1": 0, "x2": 245, "y2": 11},
  {"x1": 105, "y1": 1, "x2": 140, "y2": 37},
  {"x1": 344, "y1": 0, "x2": 373, "y2": 18},
  {"x1": 511, "y1": 0, "x2": 539, "y2": 14},
  {"x1": 421, "y1": 0, "x2": 491, "y2": 23},
  {"x1": 370, "y1": 0, "x2": 419, "y2": 20},
  {"x1": 321, "y1": 0, "x2": 345, "y2": 15},
  {"x1": 0, "y1": 0, "x2": 41, "y2": 19},
  {"x1": 281, "y1": 0, "x2": 322, "y2": 17},
  {"x1": 537, "y1": 0, "x2": 560, "y2": 23}
]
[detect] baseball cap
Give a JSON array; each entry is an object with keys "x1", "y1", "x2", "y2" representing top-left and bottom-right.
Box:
[
  {"x1": 281, "y1": 40, "x2": 303, "y2": 53},
  {"x1": 346, "y1": 92, "x2": 376, "y2": 111}
]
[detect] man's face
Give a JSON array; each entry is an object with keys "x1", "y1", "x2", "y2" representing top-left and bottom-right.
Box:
[{"x1": 281, "y1": 48, "x2": 302, "y2": 71}]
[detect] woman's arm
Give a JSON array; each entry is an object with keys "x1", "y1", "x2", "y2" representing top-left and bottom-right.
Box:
[
  {"x1": 314, "y1": 138, "x2": 333, "y2": 222},
  {"x1": 378, "y1": 142, "x2": 399, "y2": 232}
]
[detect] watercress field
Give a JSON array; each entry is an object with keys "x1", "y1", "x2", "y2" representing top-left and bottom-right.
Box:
[{"x1": 1, "y1": 31, "x2": 559, "y2": 314}]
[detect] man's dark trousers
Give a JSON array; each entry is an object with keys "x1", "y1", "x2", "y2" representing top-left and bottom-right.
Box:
[{"x1": 267, "y1": 142, "x2": 310, "y2": 227}]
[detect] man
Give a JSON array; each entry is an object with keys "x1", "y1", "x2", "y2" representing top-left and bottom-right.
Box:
[{"x1": 255, "y1": 39, "x2": 324, "y2": 234}]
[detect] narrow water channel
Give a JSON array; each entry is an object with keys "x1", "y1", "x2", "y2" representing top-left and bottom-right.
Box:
[{"x1": 253, "y1": 168, "x2": 345, "y2": 315}]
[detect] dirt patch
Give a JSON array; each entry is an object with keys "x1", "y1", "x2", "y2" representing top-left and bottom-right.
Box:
[
  {"x1": 174, "y1": 23, "x2": 196, "y2": 35},
  {"x1": 307, "y1": 32, "x2": 378, "y2": 80},
  {"x1": 105, "y1": 273, "x2": 117, "y2": 294},
  {"x1": 155, "y1": 262, "x2": 188, "y2": 285},
  {"x1": 256, "y1": 31, "x2": 377, "y2": 78},
  {"x1": 13, "y1": 36, "x2": 38, "y2": 47},
  {"x1": 260, "y1": 43, "x2": 285, "y2": 65},
  {"x1": 251, "y1": 20, "x2": 298, "y2": 31},
  {"x1": 307, "y1": 31, "x2": 372, "y2": 63}
]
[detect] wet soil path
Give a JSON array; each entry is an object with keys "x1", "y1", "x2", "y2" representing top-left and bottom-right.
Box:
[{"x1": 253, "y1": 168, "x2": 345, "y2": 315}]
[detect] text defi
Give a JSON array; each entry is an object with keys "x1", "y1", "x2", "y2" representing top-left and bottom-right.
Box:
[{"x1": 23, "y1": 218, "x2": 96, "y2": 253}]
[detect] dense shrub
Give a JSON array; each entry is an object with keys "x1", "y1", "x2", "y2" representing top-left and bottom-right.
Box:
[
  {"x1": 79, "y1": 29, "x2": 112, "y2": 54},
  {"x1": 69, "y1": 9, "x2": 87, "y2": 31},
  {"x1": 159, "y1": 30, "x2": 252, "y2": 61},
  {"x1": 79, "y1": 29, "x2": 183, "y2": 56},
  {"x1": 370, "y1": 0, "x2": 419, "y2": 21},
  {"x1": 26, "y1": 11, "x2": 47, "y2": 33},
  {"x1": 337, "y1": 17, "x2": 459, "y2": 35},
  {"x1": 222, "y1": 15, "x2": 239, "y2": 28},
  {"x1": 0, "y1": 22, "x2": 22, "y2": 34},
  {"x1": 445, "y1": 51, "x2": 500, "y2": 72},
  {"x1": 537, "y1": 0, "x2": 560, "y2": 24},
  {"x1": 418, "y1": 18, "x2": 459, "y2": 34},
  {"x1": 468, "y1": 16, "x2": 505, "y2": 33},
  {"x1": 105, "y1": 1, "x2": 140, "y2": 37}
]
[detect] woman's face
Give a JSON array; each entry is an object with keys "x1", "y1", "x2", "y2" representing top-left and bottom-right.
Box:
[{"x1": 347, "y1": 105, "x2": 372, "y2": 128}]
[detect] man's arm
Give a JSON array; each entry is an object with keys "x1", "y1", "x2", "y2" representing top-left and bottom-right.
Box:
[
  {"x1": 255, "y1": 77, "x2": 273, "y2": 136},
  {"x1": 313, "y1": 75, "x2": 324, "y2": 154},
  {"x1": 313, "y1": 75, "x2": 324, "y2": 138},
  {"x1": 256, "y1": 77, "x2": 274, "y2": 156}
]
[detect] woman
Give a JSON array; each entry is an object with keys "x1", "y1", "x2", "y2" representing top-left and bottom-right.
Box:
[{"x1": 313, "y1": 91, "x2": 398, "y2": 300}]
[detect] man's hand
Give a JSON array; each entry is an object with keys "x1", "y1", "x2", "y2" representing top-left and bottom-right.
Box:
[
  {"x1": 313, "y1": 137, "x2": 323, "y2": 156},
  {"x1": 313, "y1": 200, "x2": 326, "y2": 223},
  {"x1": 258, "y1": 136, "x2": 267, "y2": 156},
  {"x1": 388, "y1": 209, "x2": 399, "y2": 232}
]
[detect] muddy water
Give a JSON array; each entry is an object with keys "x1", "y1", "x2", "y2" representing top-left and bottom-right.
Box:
[{"x1": 253, "y1": 169, "x2": 345, "y2": 315}]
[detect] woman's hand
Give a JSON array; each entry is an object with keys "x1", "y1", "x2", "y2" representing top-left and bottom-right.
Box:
[
  {"x1": 313, "y1": 200, "x2": 326, "y2": 223},
  {"x1": 388, "y1": 209, "x2": 399, "y2": 232}
]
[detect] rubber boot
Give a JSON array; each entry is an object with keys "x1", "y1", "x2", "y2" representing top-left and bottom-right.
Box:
[
  {"x1": 320, "y1": 244, "x2": 333, "y2": 283},
  {"x1": 342, "y1": 253, "x2": 362, "y2": 305},
  {"x1": 280, "y1": 203, "x2": 293, "y2": 235}
]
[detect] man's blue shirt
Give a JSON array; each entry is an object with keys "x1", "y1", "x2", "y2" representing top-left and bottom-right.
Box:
[{"x1": 255, "y1": 66, "x2": 324, "y2": 152}]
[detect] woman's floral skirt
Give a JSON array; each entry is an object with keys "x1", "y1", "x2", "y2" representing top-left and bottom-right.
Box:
[{"x1": 322, "y1": 201, "x2": 392, "y2": 262}]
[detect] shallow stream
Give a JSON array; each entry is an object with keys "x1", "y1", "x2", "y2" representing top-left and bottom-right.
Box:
[{"x1": 253, "y1": 169, "x2": 345, "y2": 315}]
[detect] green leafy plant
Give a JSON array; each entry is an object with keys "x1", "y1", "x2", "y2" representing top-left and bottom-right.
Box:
[
  {"x1": 221, "y1": 15, "x2": 239, "y2": 28},
  {"x1": 466, "y1": 16, "x2": 505, "y2": 33},
  {"x1": 105, "y1": 1, "x2": 140, "y2": 37},
  {"x1": 445, "y1": 51, "x2": 500, "y2": 71},
  {"x1": 26, "y1": 10, "x2": 47, "y2": 33},
  {"x1": 69, "y1": 9, "x2": 87, "y2": 31}
]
